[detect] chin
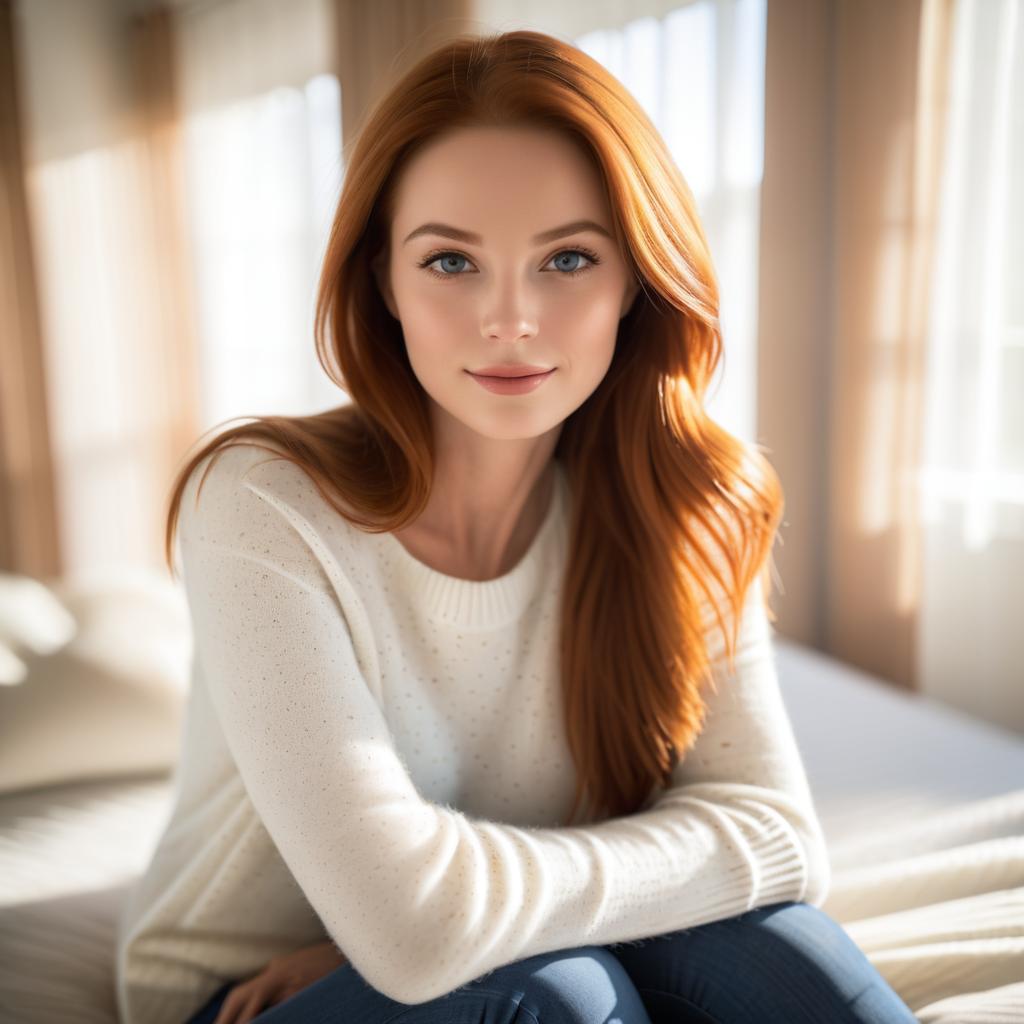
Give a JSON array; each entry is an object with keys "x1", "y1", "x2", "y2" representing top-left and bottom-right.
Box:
[{"x1": 462, "y1": 410, "x2": 565, "y2": 442}]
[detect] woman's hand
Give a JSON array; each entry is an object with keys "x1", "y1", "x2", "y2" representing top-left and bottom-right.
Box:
[{"x1": 212, "y1": 940, "x2": 348, "y2": 1024}]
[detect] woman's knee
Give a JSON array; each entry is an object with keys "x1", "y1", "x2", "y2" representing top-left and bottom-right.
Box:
[
  {"x1": 609, "y1": 901, "x2": 917, "y2": 1024},
  {"x1": 471, "y1": 944, "x2": 652, "y2": 1024},
  {"x1": 725, "y1": 902, "x2": 917, "y2": 1022}
]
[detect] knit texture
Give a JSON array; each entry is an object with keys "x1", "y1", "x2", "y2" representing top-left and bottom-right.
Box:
[{"x1": 115, "y1": 442, "x2": 831, "y2": 1024}]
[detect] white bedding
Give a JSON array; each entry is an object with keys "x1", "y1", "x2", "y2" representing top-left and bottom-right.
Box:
[
  {"x1": 2, "y1": 640, "x2": 1022, "y2": 1023},
  {"x1": 0, "y1": 773, "x2": 173, "y2": 1023},
  {"x1": 778, "y1": 640, "x2": 1024, "y2": 1022}
]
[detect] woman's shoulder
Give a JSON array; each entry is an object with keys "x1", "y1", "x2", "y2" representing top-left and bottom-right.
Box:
[
  {"x1": 177, "y1": 439, "x2": 379, "y2": 605},
  {"x1": 184, "y1": 439, "x2": 285, "y2": 501},
  {"x1": 185, "y1": 439, "x2": 361, "y2": 522},
  {"x1": 178, "y1": 440, "x2": 336, "y2": 556}
]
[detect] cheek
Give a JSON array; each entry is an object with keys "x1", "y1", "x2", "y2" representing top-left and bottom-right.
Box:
[
  {"x1": 546, "y1": 284, "x2": 622, "y2": 333},
  {"x1": 396, "y1": 285, "x2": 468, "y2": 362},
  {"x1": 402, "y1": 326, "x2": 454, "y2": 387},
  {"x1": 546, "y1": 286, "x2": 622, "y2": 364}
]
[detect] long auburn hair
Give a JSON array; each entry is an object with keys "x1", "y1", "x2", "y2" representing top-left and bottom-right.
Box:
[{"x1": 164, "y1": 29, "x2": 783, "y2": 827}]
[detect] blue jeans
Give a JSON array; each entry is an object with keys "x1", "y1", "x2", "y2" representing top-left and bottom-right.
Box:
[{"x1": 186, "y1": 901, "x2": 919, "y2": 1023}]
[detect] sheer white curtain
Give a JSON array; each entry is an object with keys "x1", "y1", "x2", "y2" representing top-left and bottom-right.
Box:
[
  {"x1": 173, "y1": 0, "x2": 345, "y2": 430},
  {"x1": 917, "y1": 0, "x2": 1023, "y2": 728}
]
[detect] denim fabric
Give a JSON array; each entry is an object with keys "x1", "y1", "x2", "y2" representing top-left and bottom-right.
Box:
[{"x1": 186, "y1": 901, "x2": 919, "y2": 1023}]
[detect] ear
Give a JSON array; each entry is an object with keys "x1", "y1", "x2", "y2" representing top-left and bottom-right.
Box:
[{"x1": 372, "y1": 248, "x2": 399, "y2": 321}]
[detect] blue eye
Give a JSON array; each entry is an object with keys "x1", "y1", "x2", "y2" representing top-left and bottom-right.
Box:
[
  {"x1": 550, "y1": 251, "x2": 589, "y2": 273},
  {"x1": 426, "y1": 252, "x2": 471, "y2": 275},
  {"x1": 417, "y1": 247, "x2": 602, "y2": 281}
]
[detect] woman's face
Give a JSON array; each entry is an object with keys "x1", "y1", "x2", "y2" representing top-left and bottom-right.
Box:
[{"x1": 375, "y1": 125, "x2": 640, "y2": 443}]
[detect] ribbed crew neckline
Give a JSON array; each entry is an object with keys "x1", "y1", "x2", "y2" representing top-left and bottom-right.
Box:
[{"x1": 378, "y1": 460, "x2": 568, "y2": 629}]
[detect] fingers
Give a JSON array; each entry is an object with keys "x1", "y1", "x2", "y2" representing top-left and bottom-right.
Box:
[
  {"x1": 275, "y1": 985, "x2": 299, "y2": 1005},
  {"x1": 236, "y1": 990, "x2": 268, "y2": 1024},
  {"x1": 211, "y1": 977, "x2": 279, "y2": 1024},
  {"x1": 210, "y1": 984, "x2": 243, "y2": 1024}
]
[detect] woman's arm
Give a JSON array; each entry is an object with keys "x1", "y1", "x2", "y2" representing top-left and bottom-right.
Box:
[{"x1": 180, "y1": 445, "x2": 828, "y2": 1006}]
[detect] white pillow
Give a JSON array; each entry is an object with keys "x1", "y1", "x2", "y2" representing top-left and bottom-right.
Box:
[{"x1": 0, "y1": 566, "x2": 192, "y2": 795}]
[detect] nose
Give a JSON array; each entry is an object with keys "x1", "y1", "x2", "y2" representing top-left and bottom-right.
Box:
[{"x1": 479, "y1": 274, "x2": 539, "y2": 342}]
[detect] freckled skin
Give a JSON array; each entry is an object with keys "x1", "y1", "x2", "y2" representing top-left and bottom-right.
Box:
[{"x1": 372, "y1": 125, "x2": 640, "y2": 580}]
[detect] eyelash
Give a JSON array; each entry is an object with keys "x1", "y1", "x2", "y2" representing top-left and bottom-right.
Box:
[{"x1": 416, "y1": 245, "x2": 603, "y2": 281}]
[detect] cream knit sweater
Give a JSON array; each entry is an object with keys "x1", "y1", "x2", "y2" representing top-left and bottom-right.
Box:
[{"x1": 115, "y1": 441, "x2": 831, "y2": 1024}]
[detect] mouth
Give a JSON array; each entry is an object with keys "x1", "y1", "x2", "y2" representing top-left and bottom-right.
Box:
[
  {"x1": 466, "y1": 365, "x2": 555, "y2": 379},
  {"x1": 466, "y1": 368, "x2": 557, "y2": 394},
  {"x1": 467, "y1": 369, "x2": 553, "y2": 380}
]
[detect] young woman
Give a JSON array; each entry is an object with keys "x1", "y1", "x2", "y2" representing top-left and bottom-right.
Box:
[{"x1": 115, "y1": 29, "x2": 918, "y2": 1024}]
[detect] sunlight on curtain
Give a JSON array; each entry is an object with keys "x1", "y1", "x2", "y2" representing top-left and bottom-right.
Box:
[
  {"x1": 917, "y1": 0, "x2": 1022, "y2": 727},
  {"x1": 27, "y1": 141, "x2": 169, "y2": 572},
  {"x1": 575, "y1": 0, "x2": 767, "y2": 445},
  {"x1": 175, "y1": 0, "x2": 344, "y2": 431},
  {"x1": 919, "y1": 0, "x2": 1022, "y2": 550},
  {"x1": 181, "y1": 77, "x2": 343, "y2": 425},
  {"x1": 18, "y1": 3, "x2": 203, "y2": 576}
]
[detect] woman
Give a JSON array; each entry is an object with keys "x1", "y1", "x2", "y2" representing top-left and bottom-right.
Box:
[{"x1": 115, "y1": 29, "x2": 919, "y2": 1024}]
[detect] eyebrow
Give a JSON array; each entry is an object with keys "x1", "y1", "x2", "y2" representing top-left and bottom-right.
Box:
[{"x1": 402, "y1": 219, "x2": 614, "y2": 247}]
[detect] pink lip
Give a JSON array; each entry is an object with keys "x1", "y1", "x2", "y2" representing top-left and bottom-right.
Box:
[
  {"x1": 471, "y1": 364, "x2": 553, "y2": 378},
  {"x1": 466, "y1": 368, "x2": 556, "y2": 395}
]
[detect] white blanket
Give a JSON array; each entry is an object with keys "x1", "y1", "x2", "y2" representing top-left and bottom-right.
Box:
[
  {"x1": 821, "y1": 787, "x2": 1024, "y2": 1022},
  {"x1": 775, "y1": 637, "x2": 1024, "y2": 1022}
]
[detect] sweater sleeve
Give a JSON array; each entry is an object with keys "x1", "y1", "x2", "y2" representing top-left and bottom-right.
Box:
[{"x1": 177, "y1": 445, "x2": 830, "y2": 1006}]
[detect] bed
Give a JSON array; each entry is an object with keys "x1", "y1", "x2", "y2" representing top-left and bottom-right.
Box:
[{"x1": 1, "y1": 569, "x2": 1022, "y2": 1023}]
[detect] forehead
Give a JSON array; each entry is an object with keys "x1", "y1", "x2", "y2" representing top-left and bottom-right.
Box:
[{"x1": 389, "y1": 125, "x2": 612, "y2": 241}]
